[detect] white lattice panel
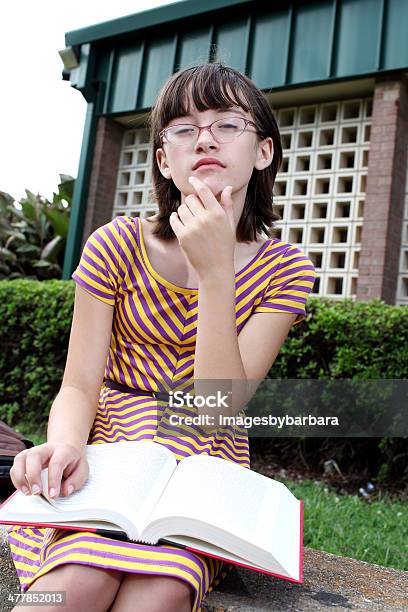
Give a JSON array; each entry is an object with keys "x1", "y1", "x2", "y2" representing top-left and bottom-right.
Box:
[
  {"x1": 274, "y1": 98, "x2": 372, "y2": 301},
  {"x1": 113, "y1": 128, "x2": 157, "y2": 219},
  {"x1": 396, "y1": 152, "x2": 408, "y2": 305}
]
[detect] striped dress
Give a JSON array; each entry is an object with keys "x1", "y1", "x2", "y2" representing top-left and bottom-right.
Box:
[{"x1": 7, "y1": 215, "x2": 316, "y2": 611}]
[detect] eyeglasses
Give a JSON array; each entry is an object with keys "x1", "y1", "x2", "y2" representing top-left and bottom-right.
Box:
[{"x1": 159, "y1": 117, "x2": 259, "y2": 146}]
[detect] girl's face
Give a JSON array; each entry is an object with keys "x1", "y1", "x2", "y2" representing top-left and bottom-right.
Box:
[{"x1": 156, "y1": 95, "x2": 273, "y2": 205}]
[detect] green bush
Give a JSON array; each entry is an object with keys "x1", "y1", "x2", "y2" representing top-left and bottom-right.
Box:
[
  {"x1": 270, "y1": 296, "x2": 408, "y2": 379},
  {"x1": 0, "y1": 279, "x2": 74, "y2": 433},
  {"x1": 1, "y1": 281, "x2": 407, "y2": 484}
]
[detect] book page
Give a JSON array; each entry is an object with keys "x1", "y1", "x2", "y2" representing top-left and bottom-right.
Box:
[
  {"x1": 165, "y1": 534, "x2": 272, "y2": 570},
  {"x1": 260, "y1": 489, "x2": 301, "y2": 578},
  {"x1": 39, "y1": 440, "x2": 177, "y2": 533},
  {"x1": 144, "y1": 454, "x2": 287, "y2": 548},
  {"x1": 0, "y1": 490, "x2": 141, "y2": 540}
]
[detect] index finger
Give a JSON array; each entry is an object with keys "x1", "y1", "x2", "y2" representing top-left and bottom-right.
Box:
[
  {"x1": 47, "y1": 451, "x2": 73, "y2": 498},
  {"x1": 9, "y1": 450, "x2": 31, "y2": 494},
  {"x1": 25, "y1": 450, "x2": 46, "y2": 495},
  {"x1": 188, "y1": 176, "x2": 221, "y2": 211}
]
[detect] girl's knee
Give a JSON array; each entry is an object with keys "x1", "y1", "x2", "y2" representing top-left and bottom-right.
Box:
[
  {"x1": 156, "y1": 578, "x2": 194, "y2": 612},
  {"x1": 114, "y1": 574, "x2": 194, "y2": 611},
  {"x1": 63, "y1": 565, "x2": 124, "y2": 609},
  {"x1": 160, "y1": 577, "x2": 194, "y2": 610},
  {"x1": 62, "y1": 563, "x2": 122, "y2": 589},
  {"x1": 24, "y1": 564, "x2": 124, "y2": 612}
]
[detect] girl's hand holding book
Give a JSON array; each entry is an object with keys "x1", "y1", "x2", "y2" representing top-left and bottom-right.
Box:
[{"x1": 9, "y1": 442, "x2": 89, "y2": 499}]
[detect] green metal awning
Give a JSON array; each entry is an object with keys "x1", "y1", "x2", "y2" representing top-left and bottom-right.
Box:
[{"x1": 62, "y1": 0, "x2": 408, "y2": 112}]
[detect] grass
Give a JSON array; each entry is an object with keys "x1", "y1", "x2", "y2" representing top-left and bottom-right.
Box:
[
  {"x1": 14, "y1": 425, "x2": 407, "y2": 571},
  {"x1": 278, "y1": 476, "x2": 408, "y2": 572}
]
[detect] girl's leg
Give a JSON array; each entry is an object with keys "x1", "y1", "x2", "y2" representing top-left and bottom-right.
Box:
[
  {"x1": 108, "y1": 574, "x2": 195, "y2": 612},
  {"x1": 12, "y1": 564, "x2": 124, "y2": 612}
]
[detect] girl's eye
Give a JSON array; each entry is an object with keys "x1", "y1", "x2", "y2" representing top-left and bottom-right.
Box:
[
  {"x1": 216, "y1": 120, "x2": 243, "y2": 131},
  {"x1": 173, "y1": 126, "x2": 195, "y2": 135}
]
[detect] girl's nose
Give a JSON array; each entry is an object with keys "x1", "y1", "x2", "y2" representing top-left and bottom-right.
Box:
[{"x1": 195, "y1": 127, "x2": 218, "y2": 148}]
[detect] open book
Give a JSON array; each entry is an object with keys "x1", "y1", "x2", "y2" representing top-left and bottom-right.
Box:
[{"x1": 0, "y1": 440, "x2": 303, "y2": 583}]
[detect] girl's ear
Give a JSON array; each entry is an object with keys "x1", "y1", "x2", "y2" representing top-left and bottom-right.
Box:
[
  {"x1": 156, "y1": 147, "x2": 172, "y2": 179},
  {"x1": 254, "y1": 137, "x2": 274, "y2": 171}
]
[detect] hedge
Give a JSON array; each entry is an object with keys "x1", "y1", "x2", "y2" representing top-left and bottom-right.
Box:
[{"x1": 1, "y1": 279, "x2": 407, "y2": 484}]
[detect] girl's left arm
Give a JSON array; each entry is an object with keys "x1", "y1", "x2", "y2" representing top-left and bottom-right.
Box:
[{"x1": 194, "y1": 266, "x2": 297, "y2": 419}]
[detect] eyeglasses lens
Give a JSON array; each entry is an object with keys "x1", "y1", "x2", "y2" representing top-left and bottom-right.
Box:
[{"x1": 165, "y1": 117, "x2": 247, "y2": 145}]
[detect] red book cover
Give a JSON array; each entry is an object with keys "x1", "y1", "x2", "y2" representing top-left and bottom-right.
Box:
[{"x1": 1, "y1": 492, "x2": 303, "y2": 583}]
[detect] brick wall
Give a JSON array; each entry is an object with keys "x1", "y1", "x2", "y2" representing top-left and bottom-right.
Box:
[
  {"x1": 80, "y1": 117, "x2": 125, "y2": 249},
  {"x1": 357, "y1": 74, "x2": 408, "y2": 303}
]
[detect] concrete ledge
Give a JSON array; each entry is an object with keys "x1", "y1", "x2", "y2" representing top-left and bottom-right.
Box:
[
  {"x1": 202, "y1": 548, "x2": 408, "y2": 611},
  {"x1": 1, "y1": 528, "x2": 407, "y2": 611}
]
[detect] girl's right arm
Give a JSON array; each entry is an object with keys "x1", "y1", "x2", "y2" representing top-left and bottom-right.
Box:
[{"x1": 10, "y1": 284, "x2": 114, "y2": 499}]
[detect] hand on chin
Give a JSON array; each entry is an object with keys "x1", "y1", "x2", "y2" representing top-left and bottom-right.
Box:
[{"x1": 198, "y1": 176, "x2": 224, "y2": 200}]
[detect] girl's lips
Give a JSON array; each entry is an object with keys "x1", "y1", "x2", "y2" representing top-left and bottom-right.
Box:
[{"x1": 195, "y1": 163, "x2": 224, "y2": 170}]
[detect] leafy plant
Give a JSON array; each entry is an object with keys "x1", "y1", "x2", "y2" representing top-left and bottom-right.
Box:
[{"x1": 0, "y1": 175, "x2": 74, "y2": 280}]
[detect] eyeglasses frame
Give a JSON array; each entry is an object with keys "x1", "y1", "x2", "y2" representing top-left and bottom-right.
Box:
[{"x1": 159, "y1": 117, "x2": 259, "y2": 146}]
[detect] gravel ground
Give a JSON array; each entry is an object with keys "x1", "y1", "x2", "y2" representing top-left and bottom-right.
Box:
[{"x1": 0, "y1": 526, "x2": 21, "y2": 612}]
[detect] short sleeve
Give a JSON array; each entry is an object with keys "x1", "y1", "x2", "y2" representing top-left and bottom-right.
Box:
[
  {"x1": 71, "y1": 218, "x2": 123, "y2": 306},
  {"x1": 253, "y1": 244, "x2": 317, "y2": 326}
]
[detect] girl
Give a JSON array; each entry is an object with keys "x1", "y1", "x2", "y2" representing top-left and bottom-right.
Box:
[{"x1": 8, "y1": 62, "x2": 316, "y2": 612}]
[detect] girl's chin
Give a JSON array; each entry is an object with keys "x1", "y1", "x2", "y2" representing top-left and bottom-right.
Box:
[{"x1": 197, "y1": 176, "x2": 225, "y2": 198}]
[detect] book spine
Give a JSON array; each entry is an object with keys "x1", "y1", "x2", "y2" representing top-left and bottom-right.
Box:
[
  {"x1": 93, "y1": 531, "x2": 188, "y2": 549},
  {"x1": 95, "y1": 529, "x2": 131, "y2": 541}
]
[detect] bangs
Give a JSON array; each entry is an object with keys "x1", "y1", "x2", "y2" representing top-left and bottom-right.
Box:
[{"x1": 156, "y1": 65, "x2": 253, "y2": 128}]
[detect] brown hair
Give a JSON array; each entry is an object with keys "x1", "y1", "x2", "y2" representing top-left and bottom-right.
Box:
[{"x1": 146, "y1": 61, "x2": 282, "y2": 242}]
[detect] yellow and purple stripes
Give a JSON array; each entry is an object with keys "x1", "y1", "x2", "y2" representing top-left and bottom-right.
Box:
[
  {"x1": 7, "y1": 525, "x2": 230, "y2": 611},
  {"x1": 72, "y1": 216, "x2": 316, "y2": 389},
  {"x1": 88, "y1": 384, "x2": 251, "y2": 467}
]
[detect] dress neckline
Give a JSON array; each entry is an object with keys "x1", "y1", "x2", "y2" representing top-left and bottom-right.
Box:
[{"x1": 135, "y1": 216, "x2": 273, "y2": 295}]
